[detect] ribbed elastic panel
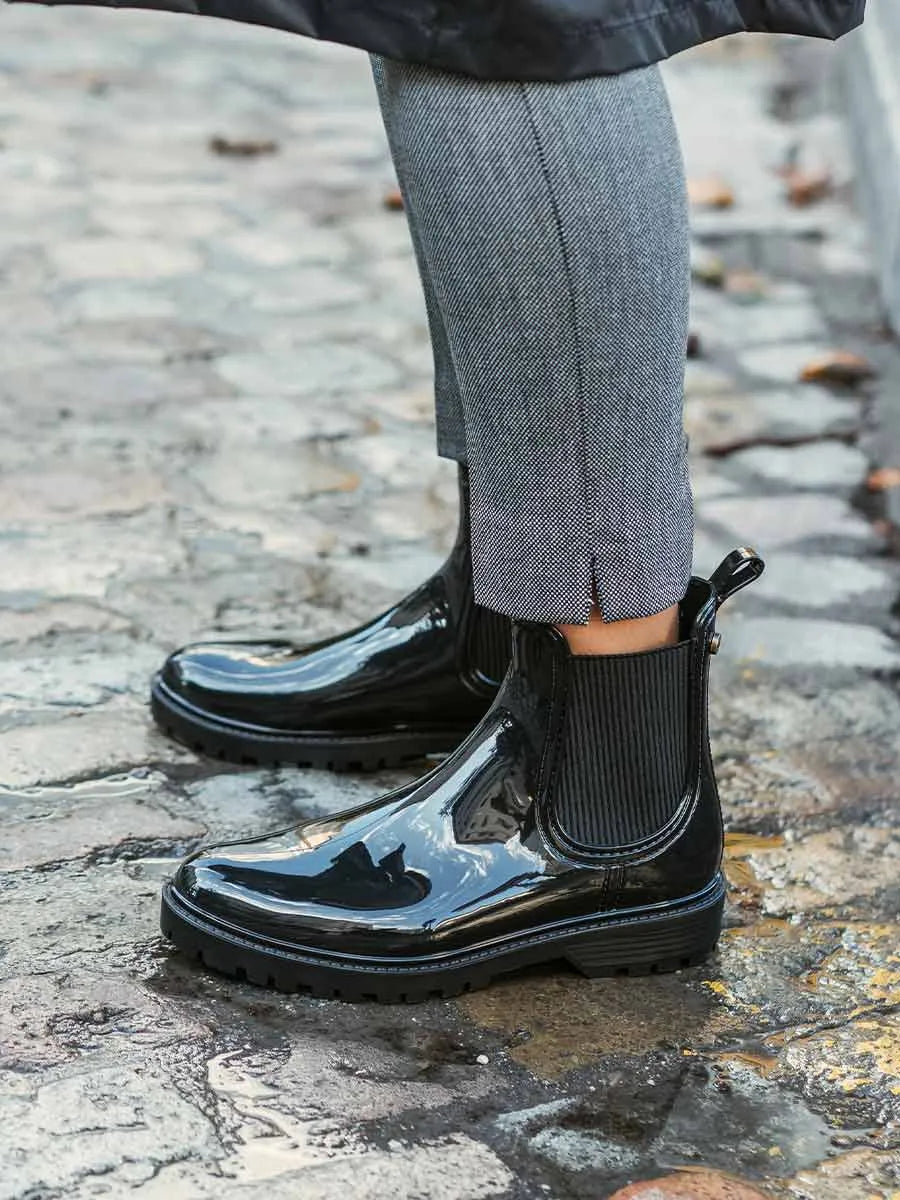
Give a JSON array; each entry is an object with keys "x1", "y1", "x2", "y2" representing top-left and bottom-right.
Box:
[
  {"x1": 554, "y1": 642, "x2": 692, "y2": 849},
  {"x1": 469, "y1": 605, "x2": 512, "y2": 686}
]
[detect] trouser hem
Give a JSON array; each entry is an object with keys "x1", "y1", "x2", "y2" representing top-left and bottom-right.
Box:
[
  {"x1": 436, "y1": 435, "x2": 468, "y2": 464},
  {"x1": 471, "y1": 553, "x2": 693, "y2": 624}
]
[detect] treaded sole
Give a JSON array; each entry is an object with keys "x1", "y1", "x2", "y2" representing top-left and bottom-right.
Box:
[
  {"x1": 150, "y1": 676, "x2": 474, "y2": 771},
  {"x1": 159, "y1": 876, "x2": 725, "y2": 1003}
]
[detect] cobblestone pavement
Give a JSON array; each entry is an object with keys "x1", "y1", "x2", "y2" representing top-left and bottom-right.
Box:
[{"x1": 1, "y1": 10, "x2": 898, "y2": 1199}]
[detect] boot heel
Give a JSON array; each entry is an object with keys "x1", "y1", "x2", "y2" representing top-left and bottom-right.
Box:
[{"x1": 564, "y1": 881, "x2": 724, "y2": 979}]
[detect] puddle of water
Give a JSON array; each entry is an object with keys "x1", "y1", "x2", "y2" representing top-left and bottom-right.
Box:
[
  {"x1": 204, "y1": 1049, "x2": 362, "y2": 1182},
  {"x1": 0, "y1": 769, "x2": 203, "y2": 873},
  {"x1": 122, "y1": 857, "x2": 182, "y2": 881},
  {"x1": 0, "y1": 769, "x2": 165, "y2": 808},
  {"x1": 655, "y1": 1061, "x2": 834, "y2": 1175}
]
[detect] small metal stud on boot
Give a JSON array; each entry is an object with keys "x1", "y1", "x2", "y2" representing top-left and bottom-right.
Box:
[
  {"x1": 150, "y1": 466, "x2": 511, "y2": 770},
  {"x1": 160, "y1": 548, "x2": 764, "y2": 1001}
]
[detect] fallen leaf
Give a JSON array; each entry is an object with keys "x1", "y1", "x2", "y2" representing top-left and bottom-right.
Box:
[
  {"x1": 724, "y1": 859, "x2": 763, "y2": 893},
  {"x1": 335, "y1": 472, "x2": 361, "y2": 493},
  {"x1": 609, "y1": 1169, "x2": 771, "y2": 1200},
  {"x1": 725, "y1": 832, "x2": 785, "y2": 855},
  {"x1": 209, "y1": 135, "x2": 279, "y2": 157},
  {"x1": 784, "y1": 167, "x2": 832, "y2": 207},
  {"x1": 691, "y1": 247, "x2": 726, "y2": 287},
  {"x1": 688, "y1": 177, "x2": 736, "y2": 209},
  {"x1": 866, "y1": 467, "x2": 900, "y2": 492},
  {"x1": 383, "y1": 187, "x2": 404, "y2": 211},
  {"x1": 724, "y1": 270, "x2": 767, "y2": 303},
  {"x1": 799, "y1": 350, "x2": 876, "y2": 387},
  {"x1": 716, "y1": 1049, "x2": 779, "y2": 1076},
  {"x1": 727, "y1": 918, "x2": 791, "y2": 940}
]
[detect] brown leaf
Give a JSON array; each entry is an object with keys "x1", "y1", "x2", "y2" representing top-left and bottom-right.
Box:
[
  {"x1": 609, "y1": 1169, "x2": 771, "y2": 1200},
  {"x1": 716, "y1": 1049, "x2": 779, "y2": 1076},
  {"x1": 799, "y1": 350, "x2": 876, "y2": 387},
  {"x1": 335, "y1": 471, "x2": 361, "y2": 493},
  {"x1": 784, "y1": 167, "x2": 832, "y2": 207},
  {"x1": 691, "y1": 248, "x2": 726, "y2": 288},
  {"x1": 724, "y1": 859, "x2": 763, "y2": 893},
  {"x1": 383, "y1": 187, "x2": 405, "y2": 211},
  {"x1": 724, "y1": 270, "x2": 767, "y2": 303},
  {"x1": 687, "y1": 177, "x2": 735, "y2": 210},
  {"x1": 866, "y1": 466, "x2": 900, "y2": 492},
  {"x1": 725, "y1": 832, "x2": 785, "y2": 855},
  {"x1": 209, "y1": 135, "x2": 278, "y2": 158}
]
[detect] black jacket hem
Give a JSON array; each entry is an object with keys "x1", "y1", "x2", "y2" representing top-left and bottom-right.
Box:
[{"x1": 9, "y1": 0, "x2": 866, "y2": 81}]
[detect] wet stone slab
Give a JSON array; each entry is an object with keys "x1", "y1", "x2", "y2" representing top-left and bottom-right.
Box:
[
  {"x1": 726, "y1": 442, "x2": 870, "y2": 492},
  {"x1": 683, "y1": 387, "x2": 862, "y2": 455},
  {"x1": 0, "y1": 10, "x2": 898, "y2": 1200}
]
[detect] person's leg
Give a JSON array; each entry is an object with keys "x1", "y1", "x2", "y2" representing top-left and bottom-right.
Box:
[
  {"x1": 161, "y1": 61, "x2": 766, "y2": 999},
  {"x1": 372, "y1": 60, "x2": 692, "y2": 644}
]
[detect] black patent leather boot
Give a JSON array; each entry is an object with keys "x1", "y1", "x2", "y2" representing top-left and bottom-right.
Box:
[
  {"x1": 150, "y1": 468, "x2": 511, "y2": 770},
  {"x1": 160, "y1": 548, "x2": 764, "y2": 1001}
]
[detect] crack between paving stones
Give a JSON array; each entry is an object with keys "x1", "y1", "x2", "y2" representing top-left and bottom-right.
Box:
[
  {"x1": 704, "y1": 428, "x2": 860, "y2": 458},
  {"x1": 18, "y1": 836, "x2": 206, "y2": 875},
  {"x1": 696, "y1": 999, "x2": 900, "y2": 1059}
]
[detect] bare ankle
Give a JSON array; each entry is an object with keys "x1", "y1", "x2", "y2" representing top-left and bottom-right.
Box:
[{"x1": 557, "y1": 604, "x2": 679, "y2": 656}]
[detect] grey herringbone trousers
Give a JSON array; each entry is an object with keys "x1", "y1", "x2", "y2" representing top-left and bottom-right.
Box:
[{"x1": 372, "y1": 58, "x2": 693, "y2": 625}]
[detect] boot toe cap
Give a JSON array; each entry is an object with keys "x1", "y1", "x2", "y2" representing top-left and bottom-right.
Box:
[
  {"x1": 172, "y1": 830, "x2": 310, "y2": 940},
  {"x1": 158, "y1": 641, "x2": 297, "y2": 719}
]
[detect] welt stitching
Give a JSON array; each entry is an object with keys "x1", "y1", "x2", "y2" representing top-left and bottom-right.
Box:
[{"x1": 171, "y1": 877, "x2": 724, "y2": 974}]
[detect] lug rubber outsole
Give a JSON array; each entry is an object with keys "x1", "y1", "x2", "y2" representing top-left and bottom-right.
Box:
[
  {"x1": 160, "y1": 875, "x2": 726, "y2": 1003},
  {"x1": 150, "y1": 676, "x2": 473, "y2": 771}
]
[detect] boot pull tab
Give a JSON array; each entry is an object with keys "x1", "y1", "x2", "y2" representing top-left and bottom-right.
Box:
[{"x1": 710, "y1": 547, "x2": 765, "y2": 610}]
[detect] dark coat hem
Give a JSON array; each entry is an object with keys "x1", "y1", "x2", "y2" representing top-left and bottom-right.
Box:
[
  {"x1": 9, "y1": 0, "x2": 866, "y2": 81},
  {"x1": 428, "y1": 0, "x2": 867, "y2": 80}
]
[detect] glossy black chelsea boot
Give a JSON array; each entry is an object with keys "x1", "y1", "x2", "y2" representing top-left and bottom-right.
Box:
[
  {"x1": 160, "y1": 547, "x2": 764, "y2": 1002},
  {"x1": 150, "y1": 467, "x2": 511, "y2": 770}
]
